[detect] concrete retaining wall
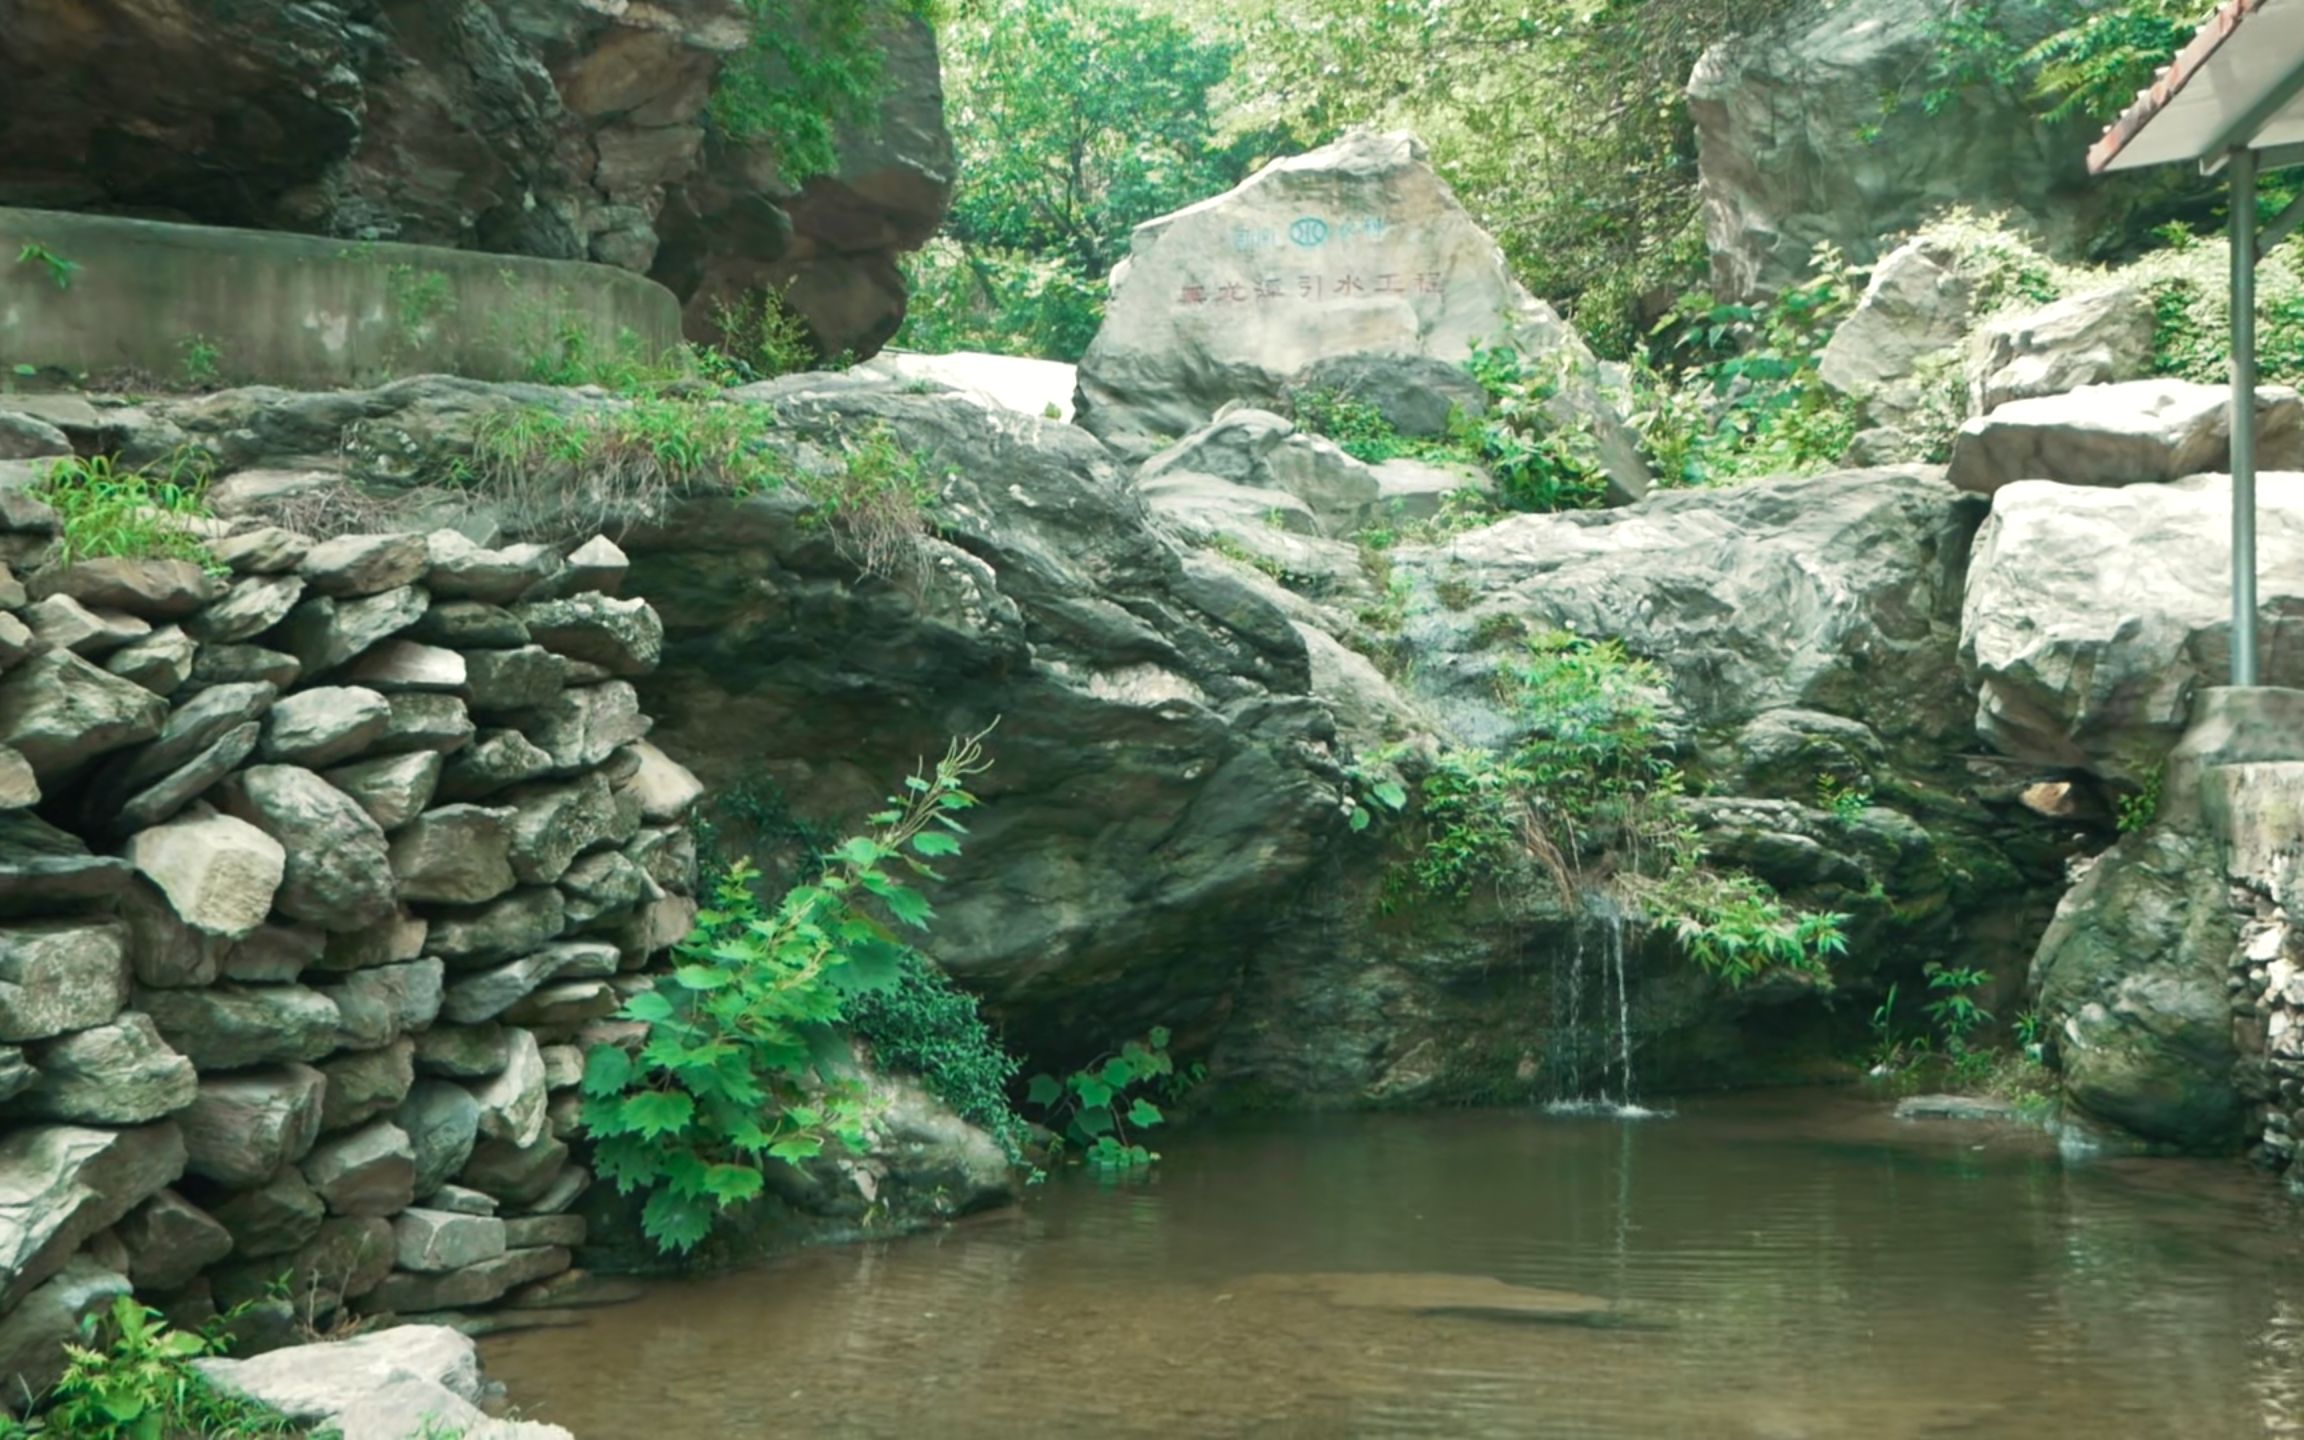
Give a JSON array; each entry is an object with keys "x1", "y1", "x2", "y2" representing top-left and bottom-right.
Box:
[{"x1": 0, "y1": 208, "x2": 684, "y2": 388}]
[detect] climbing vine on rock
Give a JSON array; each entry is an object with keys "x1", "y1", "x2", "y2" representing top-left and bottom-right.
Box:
[{"x1": 583, "y1": 730, "x2": 994, "y2": 1254}]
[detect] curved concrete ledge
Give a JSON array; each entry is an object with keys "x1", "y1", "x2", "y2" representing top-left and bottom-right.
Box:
[{"x1": 0, "y1": 208, "x2": 683, "y2": 388}]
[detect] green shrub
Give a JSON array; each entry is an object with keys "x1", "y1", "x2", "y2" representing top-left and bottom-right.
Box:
[
  {"x1": 583, "y1": 731, "x2": 994, "y2": 1254},
  {"x1": 33, "y1": 453, "x2": 217, "y2": 569},
  {"x1": 1025, "y1": 1028, "x2": 1178, "y2": 1171},
  {"x1": 847, "y1": 949, "x2": 1029, "y2": 1159},
  {"x1": 1404, "y1": 630, "x2": 1846, "y2": 986},
  {"x1": 0, "y1": 1295, "x2": 302, "y2": 1440},
  {"x1": 894, "y1": 242, "x2": 1110, "y2": 363}
]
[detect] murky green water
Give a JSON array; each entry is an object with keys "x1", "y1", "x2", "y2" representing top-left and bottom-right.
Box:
[{"x1": 485, "y1": 1092, "x2": 2304, "y2": 1438}]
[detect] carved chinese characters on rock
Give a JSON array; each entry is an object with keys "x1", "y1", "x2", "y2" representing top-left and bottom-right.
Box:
[{"x1": 1174, "y1": 213, "x2": 1444, "y2": 310}]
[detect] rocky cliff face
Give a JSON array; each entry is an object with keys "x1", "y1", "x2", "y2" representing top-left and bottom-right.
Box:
[
  {"x1": 0, "y1": 0, "x2": 953, "y2": 359},
  {"x1": 1686, "y1": 0, "x2": 2168, "y2": 298}
]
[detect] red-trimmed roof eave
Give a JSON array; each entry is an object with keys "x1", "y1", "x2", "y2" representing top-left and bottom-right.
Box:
[{"x1": 2088, "y1": 0, "x2": 2271, "y2": 174}]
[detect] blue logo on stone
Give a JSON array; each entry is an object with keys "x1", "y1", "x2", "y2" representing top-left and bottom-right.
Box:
[{"x1": 1288, "y1": 217, "x2": 1330, "y2": 248}]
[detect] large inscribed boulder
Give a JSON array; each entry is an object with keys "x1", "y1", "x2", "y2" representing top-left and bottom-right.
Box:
[{"x1": 1074, "y1": 131, "x2": 1648, "y2": 499}]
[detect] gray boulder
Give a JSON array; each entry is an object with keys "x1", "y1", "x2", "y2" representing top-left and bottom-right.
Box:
[
  {"x1": 426, "y1": 888, "x2": 569, "y2": 968},
  {"x1": 0, "y1": 1259, "x2": 133, "y2": 1400},
  {"x1": 261, "y1": 685, "x2": 392, "y2": 767},
  {"x1": 516, "y1": 594, "x2": 664, "y2": 676},
  {"x1": 1074, "y1": 130, "x2": 1647, "y2": 500},
  {"x1": 314, "y1": 959, "x2": 445, "y2": 1052},
  {"x1": 140, "y1": 983, "x2": 340, "y2": 1069},
  {"x1": 389, "y1": 805, "x2": 518, "y2": 905},
  {"x1": 2033, "y1": 828, "x2": 2241, "y2": 1150},
  {"x1": 10, "y1": 1012, "x2": 197, "y2": 1124},
  {"x1": 177, "y1": 1065, "x2": 328, "y2": 1188},
  {"x1": 1285, "y1": 352, "x2": 1488, "y2": 439},
  {"x1": 463, "y1": 647, "x2": 569, "y2": 715},
  {"x1": 517, "y1": 682, "x2": 647, "y2": 772},
  {"x1": 1960, "y1": 474, "x2": 2304, "y2": 783},
  {"x1": 0, "y1": 1122, "x2": 185, "y2": 1312},
  {"x1": 1139, "y1": 410, "x2": 1380, "y2": 537},
  {"x1": 1388, "y1": 468, "x2": 1982, "y2": 756},
  {"x1": 208, "y1": 1170, "x2": 327, "y2": 1258},
  {"x1": 187, "y1": 573, "x2": 305, "y2": 644},
  {"x1": 1972, "y1": 286, "x2": 2155, "y2": 413},
  {"x1": 275, "y1": 585, "x2": 429, "y2": 677},
  {"x1": 301, "y1": 1119, "x2": 417, "y2": 1218},
  {"x1": 1948, "y1": 380, "x2": 2304, "y2": 495},
  {"x1": 398, "y1": 1080, "x2": 484, "y2": 1198},
  {"x1": 1817, "y1": 236, "x2": 1971, "y2": 428},
  {"x1": 343, "y1": 639, "x2": 468, "y2": 693},
  {"x1": 0, "y1": 918, "x2": 128, "y2": 1043},
  {"x1": 300, "y1": 532, "x2": 430, "y2": 597},
  {"x1": 318, "y1": 1038, "x2": 417, "y2": 1131},
  {"x1": 117, "y1": 1189, "x2": 235, "y2": 1291},
  {"x1": 324, "y1": 750, "x2": 446, "y2": 831},
  {"x1": 0, "y1": 648, "x2": 169, "y2": 780},
  {"x1": 219, "y1": 766, "x2": 397, "y2": 931},
  {"x1": 125, "y1": 809, "x2": 286, "y2": 940}
]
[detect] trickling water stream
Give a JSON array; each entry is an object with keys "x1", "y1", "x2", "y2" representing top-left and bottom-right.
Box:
[
  {"x1": 485, "y1": 1094, "x2": 2304, "y2": 1438},
  {"x1": 1546, "y1": 897, "x2": 1642, "y2": 1111}
]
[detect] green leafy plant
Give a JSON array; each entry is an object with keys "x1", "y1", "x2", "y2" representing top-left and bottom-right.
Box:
[
  {"x1": 2117, "y1": 762, "x2": 2163, "y2": 833},
  {"x1": 1025, "y1": 1028, "x2": 1177, "y2": 1171},
  {"x1": 711, "y1": 0, "x2": 932, "y2": 181},
  {"x1": 178, "y1": 335, "x2": 223, "y2": 388},
  {"x1": 846, "y1": 948, "x2": 1029, "y2": 1159},
  {"x1": 1816, "y1": 775, "x2": 1871, "y2": 822},
  {"x1": 1340, "y1": 754, "x2": 1409, "y2": 835},
  {"x1": 1461, "y1": 344, "x2": 1612, "y2": 511},
  {"x1": 464, "y1": 400, "x2": 935, "y2": 573},
  {"x1": 1922, "y1": 962, "x2": 1994, "y2": 1057},
  {"x1": 1405, "y1": 630, "x2": 1847, "y2": 986},
  {"x1": 33, "y1": 453, "x2": 217, "y2": 569},
  {"x1": 709, "y1": 285, "x2": 833, "y2": 382},
  {"x1": 6, "y1": 1296, "x2": 303, "y2": 1439},
  {"x1": 583, "y1": 730, "x2": 994, "y2": 1254},
  {"x1": 16, "y1": 241, "x2": 78, "y2": 290},
  {"x1": 1630, "y1": 247, "x2": 1862, "y2": 487},
  {"x1": 2013, "y1": 1008, "x2": 2047, "y2": 1067}
]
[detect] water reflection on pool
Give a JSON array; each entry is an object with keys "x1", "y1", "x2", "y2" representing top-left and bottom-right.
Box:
[{"x1": 484, "y1": 1092, "x2": 2304, "y2": 1438}]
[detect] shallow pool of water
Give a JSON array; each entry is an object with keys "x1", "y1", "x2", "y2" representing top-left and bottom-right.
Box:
[{"x1": 485, "y1": 1092, "x2": 2304, "y2": 1438}]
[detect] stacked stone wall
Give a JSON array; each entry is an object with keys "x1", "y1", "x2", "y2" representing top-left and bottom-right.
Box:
[{"x1": 0, "y1": 508, "x2": 702, "y2": 1403}]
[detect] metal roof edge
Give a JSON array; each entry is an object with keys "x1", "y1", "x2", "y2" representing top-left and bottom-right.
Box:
[{"x1": 2088, "y1": 0, "x2": 2270, "y2": 174}]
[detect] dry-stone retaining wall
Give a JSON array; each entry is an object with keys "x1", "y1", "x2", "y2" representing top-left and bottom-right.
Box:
[{"x1": 0, "y1": 508, "x2": 704, "y2": 1406}]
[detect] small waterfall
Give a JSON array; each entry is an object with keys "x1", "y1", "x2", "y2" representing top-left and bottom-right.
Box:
[{"x1": 1543, "y1": 892, "x2": 1666, "y2": 1119}]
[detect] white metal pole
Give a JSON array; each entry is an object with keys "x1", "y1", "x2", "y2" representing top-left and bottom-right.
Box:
[{"x1": 2232, "y1": 144, "x2": 2261, "y2": 688}]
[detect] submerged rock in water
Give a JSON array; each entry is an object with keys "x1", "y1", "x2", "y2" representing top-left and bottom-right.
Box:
[
  {"x1": 1239, "y1": 1271, "x2": 1636, "y2": 1327},
  {"x1": 1894, "y1": 1094, "x2": 2019, "y2": 1123}
]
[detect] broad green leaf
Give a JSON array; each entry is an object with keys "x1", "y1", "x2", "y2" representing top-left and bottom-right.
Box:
[
  {"x1": 1349, "y1": 808, "x2": 1371, "y2": 832},
  {"x1": 581, "y1": 1044, "x2": 634, "y2": 1098},
  {"x1": 1148, "y1": 1025, "x2": 1171, "y2": 1050},
  {"x1": 619, "y1": 1090, "x2": 696, "y2": 1139},
  {"x1": 769, "y1": 1134, "x2": 825, "y2": 1163},
  {"x1": 623, "y1": 990, "x2": 675, "y2": 1023},
  {"x1": 879, "y1": 884, "x2": 935, "y2": 930},
  {"x1": 675, "y1": 964, "x2": 735, "y2": 990},
  {"x1": 702, "y1": 1163, "x2": 766, "y2": 1206},
  {"x1": 1127, "y1": 1098, "x2": 1164, "y2": 1128},
  {"x1": 1026, "y1": 1074, "x2": 1063, "y2": 1107},
  {"x1": 1072, "y1": 1074, "x2": 1114, "y2": 1109},
  {"x1": 1371, "y1": 780, "x2": 1409, "y2": 810},
  {"x1": 1072, "y1": 1107, "x2": 1115, "y2": 1139},
  {"x1": 1100, "y1": 1057, "x2": 1137, "y2": 1090},
  {"x1": 641, "y1": 1190, "x2": 713, "y2": 1253},
  {"x1": 833, "y1": 837, "x2": 885, "y2": 867},
  {"x1": 911, "y1": 831, "x2": 962, "y2": 857}
]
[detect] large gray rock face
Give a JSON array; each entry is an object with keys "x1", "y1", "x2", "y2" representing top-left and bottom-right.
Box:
[
  {"x1": 0, "y1": 1, "x2": 950, "y2": 363},
  {"x1": 1686, "y1": 0, "x2": 2164, "y2": 299},
  {"x1": 1816, "y1": 237, "x2": 1971, "y2": 427},
  {"x1": 1388, "y1": 468, "x2": 1986, "y2": 760},
  {"x1": 1961, "y1": 475, "x2": 2304, "y2": 784},
  {"x1": 1971, "y1": 286, "x2": 2155, "y2": 413},
  {"x1": 2033, "y1": 828, "x2": 2243, "y2": 1150},
  {"x1": 1948, "y1": 380, "x2": 2304, "y2": 495},
  {"x1": 622, "y1": 374, "x2": 1346, "y2": 1058},
  {"x1": 1073, "y1": 131, "x2": 1648, "y2": 499}
]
